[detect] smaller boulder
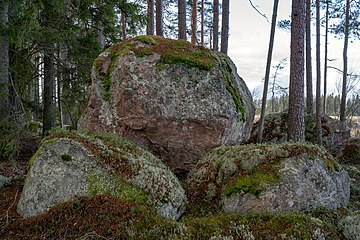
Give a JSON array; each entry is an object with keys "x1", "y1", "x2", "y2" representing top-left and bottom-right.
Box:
[
  {"x1": 17, "y1": 131, "x2": 186, "y2": 220},
  {"x1": 186, "y1": 142, "x2": 350, "y2": 214}
]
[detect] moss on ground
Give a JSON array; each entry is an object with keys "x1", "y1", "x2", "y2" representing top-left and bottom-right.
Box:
[{"x1": 3, "y1": 194, "x2": 343, "y2": 239}]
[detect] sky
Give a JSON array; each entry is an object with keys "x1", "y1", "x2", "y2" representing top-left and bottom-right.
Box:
[{"x1": 227, "y1": 0, "x2": 360, "y2": 98}]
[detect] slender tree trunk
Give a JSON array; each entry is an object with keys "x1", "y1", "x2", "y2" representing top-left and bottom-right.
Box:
[
  {"x1": 156, "y1": 0, "x2": 163, "y2": 36},
  {"x1": 288, "y1": 0, "x2": 306, "y2": 142},
  {"x1": 257, "y1": 0, "x2": 279, "y2": 143},
  {"x1": 315, "y1": 0, "x2": 322, "y2": 144},
  {"x1": 191, "y1": 0, "x2": 197, "y2": 44},
  {"x1": 201, "y1": 0, "x2": 204, "y2": 46},
  {"x1": 305, "y1": 0, "x2": 313, "y2": 114},
  {"x1": 178, "y1": 0, "x2": 186, "y2": 39},
  {"x1": 0, "y1": 0, "x2": 9, "y2": 118},
  {"x1": 220, "y1": 0, "x2": 230, "y2": 54},
  {"x1": 323, "y1": 0, "x2": 329, "y2": 114},
  {"x1": 43, "y1": 52, "x2": 55, "y2": 134},
  {"x1": 121, "y1": 12, "x2": 126, "y2": 40},
  {"x1": 96, "y1": 21, "x2": 105, "y2": 49},
  {"x1": 340, "y1": 0, "x2": 350, "y2": 125},
  {"x1": 147, "y1": 0, "x2": 154, "y2": 35},
  {"x1": 57, "y1": 47, "x2": 63, "y2": 129},
  {"x1": 213, "y1": 0, "x2": 219, "y2": 51}
]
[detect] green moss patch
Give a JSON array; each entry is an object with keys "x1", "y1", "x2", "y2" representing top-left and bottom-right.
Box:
[
  {"x1": 216, "y1": 55, "x2": 246, "y2": 120},
  {"x1": 88, "y1": 173, "x2": 148, "y2": 204},
  {"x1": 60, "y1": 154, "x2": 72, "y2": 161},
  {"x1": 224, "y1": 173, "x2": 280, "y2": 197}
]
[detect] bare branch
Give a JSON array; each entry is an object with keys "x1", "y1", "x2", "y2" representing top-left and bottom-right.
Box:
[
  {"x1": 328, "y1": 66, "x2": 360, "y2": 77},
  {"x1": 248, "y1": 0, "x2": 269, "y2": 22}
]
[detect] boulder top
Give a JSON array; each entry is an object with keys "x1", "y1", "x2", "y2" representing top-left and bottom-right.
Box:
[{"x1": 95, "y1": 35, "x2": 217, "y2": 75}]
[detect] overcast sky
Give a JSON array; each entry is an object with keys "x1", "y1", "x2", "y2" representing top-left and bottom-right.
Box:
[{"x1": 228, "y1": 0, "x2": 360, "y2": 98}]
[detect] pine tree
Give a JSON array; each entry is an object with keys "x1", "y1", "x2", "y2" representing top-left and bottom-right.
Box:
[
  {"x1": 288, "y1": 0, "x2": 306, "y2": 141},
  {"x1": 220, "y1": 0, "x2": 229, "y2": 54},
  {"x1": 0, "y1": 0, "x2": 9, "y2": 118}
]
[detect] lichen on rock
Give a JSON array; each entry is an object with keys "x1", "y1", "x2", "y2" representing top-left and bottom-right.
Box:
[
  {"x1": 78, "y1": 36, "x2": 254, "y2": 174},
  {"x1": 17, "y1": 131, "x2": 186, "y2": 220}
]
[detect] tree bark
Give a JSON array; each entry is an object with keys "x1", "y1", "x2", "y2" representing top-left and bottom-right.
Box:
[
  {"x1": 156, "y1": 0, "x2": 163, "y2": 36},
  {"x1": 147, "y1": 0, "x2": 154, "y2": 35},
  {"x1": 178, "y1": 0, "x2": 186, "y2": 39},
  {"x1": 0, "y1": 0, "x2": 9, "y2": 118},
  {"x1": 191, "y1": 0, "x2": 197, "y2": 44},
  {"x1": 121, "y1": 12, "x2": 126, "y2": 40},
  {"x1": 213, "y1": 0, "x2": 219, "y2": 51},
  {"x1": 340, "y1": 0, "x2": 350, "y2": 125},
  {"x1": 315, "y1": 0, "x2": 322, "y2": 144},
  {"x1": 220, "y1": 0, "x2": 230, "y2": 54},
  {"x1": 323, "y1": 0, "x2": 329, "y2": 114},
  {"x1": 288, "y1": 0, "x2": 306, "y2": 142},
  {"x1": 42, "y1": 52, "x2": 55, "y2": 134},
  {"x1": 200, "y1": 0, "x2": 204, "y2": 46},
  {"x1": 305, "y1": 0, "x2": 313, "y2": 114},
  {"x1": 257, "y1": 0, "x2": 279, "y2": 143}
]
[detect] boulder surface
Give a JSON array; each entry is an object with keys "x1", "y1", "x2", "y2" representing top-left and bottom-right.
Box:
[
  {"x1": 78, "y1": 36, "x2": 254, "y2": 173},
  {"x1": 17, "y1": 132, "x2": 186, "y2": 220},
  {"x1": 186, "y1": 142, "x2": 350, "y2": 214}
]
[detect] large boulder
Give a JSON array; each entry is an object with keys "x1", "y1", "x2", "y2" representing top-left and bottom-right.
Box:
[
  {"x1": 17, "y1": 131, "x2": 186, "y2": 220},
  {"x1": 186, "y1": 142, "x2": 350, "y2": 214},
  {"x1": 78, "y1": 36, "x2": 254, "y2": 174}
]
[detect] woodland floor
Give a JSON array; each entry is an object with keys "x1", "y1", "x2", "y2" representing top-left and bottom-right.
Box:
[{"x1": 1, "y1": 134, "x2": 359, "y2": 239}]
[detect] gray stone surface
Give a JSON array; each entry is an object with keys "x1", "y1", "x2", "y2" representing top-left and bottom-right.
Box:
[
  {"x1": 78, "y1": 36, "x2": 254, "y2": 173},
  {"x1": 0, "y1": 174, "x2": 10, "y2": 188},
  {"x1": 17, "y1": 135, "x2": 186, "y2": 220},
  {"x1": 186, "y1": 143, "x2": 350, "y2": 214}
]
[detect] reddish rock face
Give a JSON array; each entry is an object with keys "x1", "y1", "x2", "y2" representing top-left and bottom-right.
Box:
[{"x1": 78, "y1": 36, "x2": 254, "y2": 174}]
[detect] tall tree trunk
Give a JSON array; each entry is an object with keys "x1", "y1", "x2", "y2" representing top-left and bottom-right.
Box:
[
  {"x1": 178, "y1": 0, "x2": 186, "y2": 39},
  {"x1": 288, "y1": 0, "x2": 306, "y2": 142},
  {"x1": 257, "y1": 0, "x2": 279, "y2": 143},
  {"x1": 213, "y1": 0, "x2": 219, "y2": 51},
  {"x1": 156, "y1": 0, "x2": 163, "y2": 36},
  {"x1": 220, "y1": 0, "x2": 230, "y2": 54},
  {"x1": 315, "y1": 0, "x2": 322, "y2": 144},
  {"x1": 191, "y1": 0, "x2": 197, "y2": 44},
  {"x1": 305, "y1": 0, "x2": 313, "y2": 114},
  {"x1": 147, "y1": 0, "x2": 154, "y2": 35},
  {"x1": 43, "y1": 52, "x2": 55, "y2": 134},
  {"x1": 0, "y1": 0, "x2": 9, "y2": 118},
  {"x1": 200, "y1": 0, "x2": 204, "y2": 46},
  {"x1": 340, "y1": 0, "x2": 349, "y2": 125},
  {"x1": 323, "y1": 0, "x2": 329, "y2": 114}
]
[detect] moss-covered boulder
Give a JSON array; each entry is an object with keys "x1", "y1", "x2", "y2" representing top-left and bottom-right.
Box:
[
  {"x1": 78, "y1": 36, "x2": 254, "y2": 174},
  {"x1": 17, "y1": 131, "x2": 186, "y2": 220},
  {"x1": 186, "y1": 142, "x2": 350, "y2": 214}
]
